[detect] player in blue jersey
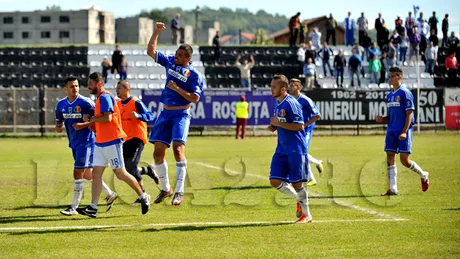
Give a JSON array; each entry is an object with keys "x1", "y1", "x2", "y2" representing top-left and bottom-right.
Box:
[
  {"x1": 267, "y1": 74, "x2": 312, "y2": 224},
  {"x1": 147, "y1": 22, "x2": 204, "y2": 206},
  {"x1": 376, "y1": 67, "x2": 429, "y2": 196},
  {"x1": 55, "y1": 76, "x2": 117, "y2": 216},
  {"x1": 289, "y1": 78, "x2": 323, "y2": 187}
]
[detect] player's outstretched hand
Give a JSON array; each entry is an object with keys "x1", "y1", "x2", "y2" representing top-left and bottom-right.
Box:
[
  {"x1": 73, "y1": 123, "x2": 86, "y2": 131},
  {"x1": 154, "y1": 22, "x2": 166, "y2": 33},
  {"x1": 55, "y1": 125, "x2": 63, "y2": 133},
  {"x1": 376, "y1": 115, "x2": 384, "y2": 123},
  {"x1": 267, "y1": 125, "x2": 277, "y2": 132},
  {"x1": 399, "y1": 132, "x2": 407, "y2": 140},
  {"x1": 167, "y1": 80, "x2": 178, "y2": 91},
  {"x1": 270, "y1": 116, "x2": 280, "y2": 127}
]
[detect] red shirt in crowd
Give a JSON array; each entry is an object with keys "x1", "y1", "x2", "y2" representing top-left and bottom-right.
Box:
[{"x1": 445, "y1": 55, "x2": 458, "y2": 70}]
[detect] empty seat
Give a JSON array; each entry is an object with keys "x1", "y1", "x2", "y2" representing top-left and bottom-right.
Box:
[
  {"x1": 43, "y1": 61, "x2": 54, "y2": 67},
  {"x1": 137, "y1": 83, "x2": 148, "y2": 89},
  {"x1": 138, "y1": 74, "x2": 148, "y2": 80},
  {"x1": 147, "y1": 61, "x2": 156, "y2": 67},
  {"x1": 135, "y1": 61, "x2": 147, "y2": 67}
]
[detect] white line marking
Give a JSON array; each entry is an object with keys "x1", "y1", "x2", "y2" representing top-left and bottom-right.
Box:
[
  {"x1": 194, "y1": 162, "x2": 407, "y2": 221},
  {"x1": 0, "y1": 218, "x2": 406, "y2": 232}
]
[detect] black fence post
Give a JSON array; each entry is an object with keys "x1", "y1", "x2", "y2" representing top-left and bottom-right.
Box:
[{"x1": 39, "y1": 87, "x2": 45, "y2": 137}]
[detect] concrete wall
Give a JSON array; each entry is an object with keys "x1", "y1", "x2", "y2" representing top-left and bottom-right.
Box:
[
  {"x1": 116, "y1": 17, "x2": 153, "y2": 44},
  {"x1": 139, "y1": 17, "x2": 153, "y2": 44}
]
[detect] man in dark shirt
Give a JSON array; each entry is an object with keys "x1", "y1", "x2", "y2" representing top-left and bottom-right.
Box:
[
  {"x1": 325, "y1": 13, "x2": 338, "y2": 46},
  {"x1": 442, "y1": 14, "x2": 449, "y2": 47},
  {"x1": 333, "y1": 49, "x2": 347, "y2": 87},
  {"x1": 348, "y1": 49, "x2": 362, "y2": 87},
  {"x1": 428, "y1": 12, "x2": 439, "y2": 35},
  {"x1": 111, "y1": 45, "x2": 122, "y2": 74},
  {"x1": 212, "y1": 31, "x2": 221, "y2": 62},
  {"x1": 289, "y1": 12, "x2": 301, "y2": 47}
]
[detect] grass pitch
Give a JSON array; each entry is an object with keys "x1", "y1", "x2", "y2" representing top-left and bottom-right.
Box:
[{"x1": 0, "y1": 134, "x2": 459, "y2": 258}]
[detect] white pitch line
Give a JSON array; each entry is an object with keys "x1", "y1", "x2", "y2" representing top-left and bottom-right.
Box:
[
  {"x1": 0, "y1": 218, "x2": 406, "y2": 232},
  {"x1": 194, "y1": 162, "x2": 407, "y2": 221}
]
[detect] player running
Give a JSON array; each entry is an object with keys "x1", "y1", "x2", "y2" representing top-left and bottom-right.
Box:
[
  {"x1": 55, "y1": 76, "x2": 117, "y2": 216},
  {"x1": 376, "y1": 66, "x2": 429, "y2": 196}
]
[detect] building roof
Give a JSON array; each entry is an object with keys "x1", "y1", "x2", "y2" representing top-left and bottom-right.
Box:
[
  {"x1": 270, "y1": 15, "x2": 344, "y2": 39},
  {"x1": 241, "y1": 33, "x2": 256, "y2": 41},
  {"x1": 220, "y1": 35, "x2": 232, "y2": 43}
]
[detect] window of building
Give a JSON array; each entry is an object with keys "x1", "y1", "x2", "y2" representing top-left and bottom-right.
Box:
[
  {"x1": 22, "y1": 17, "x2": 29, "y2": 23},
  {"x1": 59, "y1": 16, "x2": 70, "y2": 23},
  {"x1": 3, "y1": 32, "x2": 13, "y2": 39},
  {"x1": 59, "y1": 31, "x2": 70, "y2": 38},
  {"x1": 41, "y1": 31, "x2": 51, "y2": 38},
  {"x1": 41, "y1": 16, "x2": 51, "y2": 23},
  {"x1": 3, "y1": 17, "x2": 13, "y2": 24},
  {"x1": 22, "y1": 32, "x2": 29, "y2": 39}
]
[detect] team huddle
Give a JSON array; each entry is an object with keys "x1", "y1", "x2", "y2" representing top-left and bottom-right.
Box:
[{"x1": 55, "y1": 22, "x2": 429, "y2": 223}]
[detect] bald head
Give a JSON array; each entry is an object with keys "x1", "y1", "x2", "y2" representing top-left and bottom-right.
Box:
[{"x1": 116, "y1": 80, "x2": 131, "y2": 100}]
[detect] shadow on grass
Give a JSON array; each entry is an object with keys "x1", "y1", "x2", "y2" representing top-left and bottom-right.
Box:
[
  {"x1": 143, "y1": 222, "x2": 292, "y2": 233},
  {"x1": 7, "y1": 228, "x2": 115, "y2": 236},
  {"x1": 194, "y1": 186, "x2": 272, "y2": 191},
  {"x1": 442, "y1": 207, "x2": 460, "y2": 211},
  {"x1": 0, "y1": 214, "x2": 133, "y2": 225}
]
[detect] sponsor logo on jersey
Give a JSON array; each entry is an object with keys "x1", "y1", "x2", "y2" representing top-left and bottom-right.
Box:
[
  {"x1": 183, "y1": 69, "x2": 190, "y2": 77},
  {"x1": 279, "y1": 109, "x2": 285, "y2": 117},
  {"x1": 387, "y1": 102, "x2": 400, "y2": 107},
  {"x1": 63, "y1": 114, "x2": 82, "y2": 119},
  {"x1": 168, "y1": 68, "x2": 187, "y2": 82},
  {"x1": 74, "y1": 106, "x2": 81, "y2": 113}
]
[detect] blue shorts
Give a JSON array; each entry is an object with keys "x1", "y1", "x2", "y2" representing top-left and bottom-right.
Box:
[
  {"x1": 305, "y1": 129, "x2": 313, "y2": 149},
  {"x1": 384, "y1": 129, "x2": 412, "y2": 154},
  {"x1": 270, "y1": 153, "x2": 309, "y2": 183},
  {"x1": 72, "y1": 145, "x2": 94, "y2": 169},
  {"x1": 149, "y1": 109, "x2": 191, "y2": 147}
]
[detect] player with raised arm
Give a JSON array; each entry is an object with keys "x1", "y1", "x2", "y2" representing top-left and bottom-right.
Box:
[
  {"x1": 376, "y1": 66, "x2": 429, "y2": 196},
  {"x1": 77, "y1": 72, "x2": 150, "y2": 218},
  {"x1": 268, "y1": 74, "x2": 312, "y2": 224},
  {"x1": 115, "y1": 80, "x2": 159, "y2": 205},
  {"x1": 146, "y1": 22, "x2": 204, "y2": 206},
  {"x1": 55, "y1": 76, "x2": 117, "y2": 216}
]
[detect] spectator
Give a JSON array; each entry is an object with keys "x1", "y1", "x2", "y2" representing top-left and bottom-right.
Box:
[
  {"x1": 348, "y1": 49, "x2": 362, "y2": 87},
  {"x1": 409, "y1": 27, "x2": 421, "y2": 65},
  {"x1": 309, "y1": 27, "x2": 322, "y2": 50},
  {"x1": 445, "y1": 51, "x2": 458, "y2": 87},
  {"x1": 387, "y1": 42, "x2": 396, "y2": 68},
  {"x1": 400, "y1": 29, "x2": 410, "y2": 65},
  {"x1": 360, "y1": 31, "x2": 372, "y2": 61},
  {"x1": 299, "y1": 22, "x2": 307, "y2": 44},
  {"x1": 357, "y1": 12, "x2": 368, "y2": 46},
  {"x1": 375, "y1": 13, "x2": 385, "y2": 35},
  {"x1": 171, "y1": 13, "x2": 184, "y2": 45},
  {"x1": 119, "y1": 55, "x2": 128, "y2": 80},
  {"x1": 297, "y1": 42, "x2": 307, "y2": 75},
  {"x1": 405, "y1": 12, "x2": 416, "y2": 37},
  {"x1": 101, "y1": 57, "x2": 111, "y2": 84},
  {"x1": 212, "y1": 31, "x2": 221, "y2": 62},
  {"x1": 448, "y1": 32, "x2": 459, "y2": 51},
  {"x1": 370, "y1": 54, "x2": 382, "y2": 84},
  {"x1": 111, "y1": 45, "x2": 122, "y2": 75},
  {"x1": 442, "y1": 14, "x2": 449, "y2": 47},
  {"x1": 333, "y1": 49, "x2": 347, "y2": 87},
  {"x1": 377, "y1": 23, "x2": 390, "y2": 52},
  {"x1": 380, "y1": 51, "x2": 389, "y2": 84},
  {"x1": 352, "y1": 42, "x2": 365, "y2": 58},
  {"x1": 424, "y1": 41, "x2": 437, "y2": 75},
  {"x1": 303, "y1": 58, "x2": 317, "y2": 89},
  {"x1": 389, "y1": 30, "x2": 402, "y2": 65},
  {"x1": 395, "y1": 15, "x2": 404, "y2": 35},
  {"x1": 344, "y1": 12, "x2": 356, "y2": 46},
  {"x1": 368, "y1": 42, "x2": 381, "y2": 68},
  {"x1": 289, "y1": 12, "x2": 301, "y2": 47},
  {"x1": 235, "y1": 55, "x2": 255, "y2": 89},
  {"x1": 417, "y1": 12, "x2": 426, "y2": 24},
  {"x1": 305, "y1": 40, "x2": 317, "y2": 63},
  {"x1": 317, "y1": 42, "x2": 334, "y2": 77},
  {"x1": 428, "y1": 29, "x2": 439, "y2": 52},
  {"x1": 418, "y1": 19, "x2": 431, "y2": 43},
  {"x1": 325, "y1": 13, "x2": 338, "y2": 46},
  {"x1": 235, "y1": 96, "x2": 249, "y2": 139},
  {"x1": 428, "y1": 11, "x2": 439, "y2": 35}
]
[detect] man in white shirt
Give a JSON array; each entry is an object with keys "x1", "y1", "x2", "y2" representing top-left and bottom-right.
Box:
[
  {"x1": 418, "y1": 19, "x2": 430, "y2": 42},
  {"x1": 235, "y1": 55, "x2": 255, "y2": 89},
  {"x1": 297, "y1": 43, "x2": 307, "y2": 75}
]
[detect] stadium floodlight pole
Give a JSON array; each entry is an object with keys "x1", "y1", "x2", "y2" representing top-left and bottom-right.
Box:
[{"x1": 417, "y1": 57, "x2": 421, "y2": 134}]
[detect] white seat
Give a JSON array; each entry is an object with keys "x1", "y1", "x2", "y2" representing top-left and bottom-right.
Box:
[
  {"x1": 138, "y1": 74, "x2": 148, "y2": 80},
  {"x1": 368, "y1": 83, "x2": 379, "y2": 89},
  {"x1": 135, "y1": 61, "x2": 147, "y2": 67}
]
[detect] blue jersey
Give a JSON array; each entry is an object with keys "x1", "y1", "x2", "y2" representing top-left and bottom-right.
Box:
[
  {"x1": 274, "y1": 95, "x2": 308, "y2": 155},
  {"x1": 156, "y1": 51, "x2": 204, "y2": 107},
  {"x1": 386, "y1": 85, "x2": 415, "y2": 132},
  {"x1": 297, "y1": 94, "x2": 320, "y2": 131},
  {"x1": 55, "y1": 95, "x2": 95, "y2": 149}
]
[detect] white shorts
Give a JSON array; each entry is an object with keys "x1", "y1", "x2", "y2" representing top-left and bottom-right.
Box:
[{"x1": 93, "y1": 143, "x2": 125, "y2": 170}]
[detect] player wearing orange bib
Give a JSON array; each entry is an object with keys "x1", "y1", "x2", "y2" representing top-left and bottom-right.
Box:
[
  {"x1": 116, "y1": 80, "x2": 159, "y2": 205},
  {"x1": 76, "y1": 72, "x2": 151, "y2": 218}
]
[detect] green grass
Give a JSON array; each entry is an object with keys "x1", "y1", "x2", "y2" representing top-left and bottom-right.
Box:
[{"x1": 0, "y1": 134, "x2": 459, "y2": 258}]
